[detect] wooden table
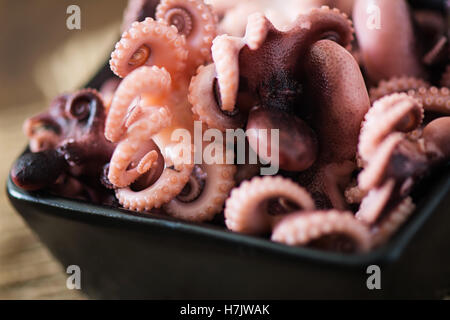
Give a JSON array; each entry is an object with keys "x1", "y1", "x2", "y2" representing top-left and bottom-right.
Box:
[{"x1": 0, "y1": 0, "x2": 126, "y2": 299}]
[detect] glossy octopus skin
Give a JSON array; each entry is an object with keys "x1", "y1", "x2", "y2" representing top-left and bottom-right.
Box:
[
  {"x1": 224, "y1": 176, "x2": 316, "y2": 235},
  {"x1": 208, "y1": 7, "x2": 357, "y2": 174},
  {"x1": 353, "y1": 0, "x2": 426, "y2": 84},
  {"x1": 12, "y1": 89, "x2": 115, "y2": 201},
  {"x1": 293, "y1": 39, "x2": 370, "y2": 209}
]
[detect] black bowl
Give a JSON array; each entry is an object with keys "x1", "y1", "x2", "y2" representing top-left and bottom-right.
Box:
[
  {"x1": 6, "y1": 16, "x2": 450, "y2": 297},
  {"x1": 6, "y1": 62, "x2": 450, "y2": 299},
  {"x1": 6, "y1": 164, "x2": 450, "y2": 299}
]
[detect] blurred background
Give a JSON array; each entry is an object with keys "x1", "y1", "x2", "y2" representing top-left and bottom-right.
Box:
[{"x1": 0, "y1": 0, "x2": 127, "y2": 299}]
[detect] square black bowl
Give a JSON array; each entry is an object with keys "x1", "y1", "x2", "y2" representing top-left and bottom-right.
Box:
[{"x1": 6, "y1": 61, "x2": 450, "y2": 299}]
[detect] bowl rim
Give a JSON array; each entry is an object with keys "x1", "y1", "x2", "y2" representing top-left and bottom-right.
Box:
[
  {"x1": 7, "y1": 59, "x2": 450, "y2": 270},
  {"x1": 7, "y1": 165, "x2": 450, "y2": 268}
]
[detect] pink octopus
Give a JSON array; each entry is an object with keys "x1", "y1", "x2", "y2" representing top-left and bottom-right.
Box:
[
  {"x1": 347, "y1": 92, "x2": 450, "y2": 246},
  {"x1": 353, "y1": 0, "x2": 449, "y2": 84},
  {"x1": 191, "y1": 7, "x2": 368, "y2": 209},
  {"x1": 105, "y1": 0, "x2": 236, "y2": 221}
]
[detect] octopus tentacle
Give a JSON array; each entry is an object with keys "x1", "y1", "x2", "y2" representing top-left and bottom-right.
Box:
[
  {"x1": 211, "y1": 35, "x2": 244, "y2": 112},
  {"x1": 108, "y1": 106, "x2": 172, "y2": 188},
  {"x1": 355, "y1": 179, "x2": 395, "y2": 224},
  {"x1": 188, "y1": 64, "x2": 245, "y2": 131},
  {"x1": 164, "y1": 163, "x2": 236, "y2": 222},
  {"x1": 322, "y1": 160, "x2": 356, "y2": 210},
  {"x1": 110, "y1": 18, "x2": 188, "y2": 79},
  {"x1": 271, "y1": 210, "x2": 371, "y2": 253},
  {"x1": 116, "y1": 161, "x2": 194, "y2": 211},
  {"x1": 211, "y1": 13, "x2": 271, "y2": 112},
  {"x1": 358, "y1": 133, "x2": 405, "y2": 191},
  {"x1": 369, "y1": 77, "x2": 431, "y2": 104},
  {"x1": 297, "y1": 6, "x2": 354, "y2": 51},
  {"x1": 243, "y1": 12, "x2": 271, "y2": 50},
  {"x1": 27, "y1": 129, "x2": 60, "y2": 153},
  {"x1": 423, "y1": 36, "x2": 448, "y2": 66},
  {"x1": 359, "y1": 93, "x2": 424, "y2": 163},
  {"x1": 370, "y1": 197, "x2": 415, "y2": 247},
  {"x1": 407, "y1": 87, "x2": 450, "y2": 115},
  {"x1": 156, "y1": 0, "x2": 218, "y2": 68},
  {"x1": 353, "y1": 0, "x2": 426, "y2": 83},
  {"x1": 105, "y1": 66, "x2": 172, "y2": 143},
  {"x1": 224, "y1": 176, "x2": 315, "y2": 235}
]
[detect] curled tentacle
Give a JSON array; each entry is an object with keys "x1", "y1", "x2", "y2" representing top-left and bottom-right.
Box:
[
  {"x1": 164, "y1": 163, "x2": 236, "y2": 222},
  {"x1": 355, "y1": 179, "x2": 395, "y2": 224},
  {"x1": 115, "y1": 141, "x2": 194, "y2": 211},
  {"x1": 224, "y1": 176, "x2": 315, "y2": 235},
  {"x1": 359, "y1": 93, "x2": 424, "y2": 163},
  {"x1": 294, "y1": 6, "x2": 354, "y2": 51},
  {"x1": 108, "y1": 106, "x2": 172, "y2": 188},
  {"x1": 407, "y1": 86, "x2": 450, "y2": 115},
  {"x1": 110, "y1": 18, "x2": 188, "y2": 79},
  {"x1": 212, "y1": 13, "x2": 271, "y2": 112},
  {"x1": 370, "y1": 197, "x2": 415, "y2": 247},
  {"x1": 369, "y1": 77, "x2": 431, "y2": 104},
  {"x1": 211, "y1": 35, "x2": 244, "y2": 112},
  {"x1": 156, "y1": 0, "x2": 218, "y2": 68},
  {"x1": 272, "y1": 210, "x2": 371, "y2": 253},
  {"x1": 188, "y1": 64, "x2": 245, "y2": 131},
  {"x1": 105, "y1": 66, "x2": 172, "y2": 143},
  {"x1": 358, "y1": 133, "x2": 429, "y2": 192}
]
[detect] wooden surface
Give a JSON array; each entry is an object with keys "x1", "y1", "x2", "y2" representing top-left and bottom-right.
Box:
[{"x1": 0, "y1": 0, "x2": 125, "y2": 299}]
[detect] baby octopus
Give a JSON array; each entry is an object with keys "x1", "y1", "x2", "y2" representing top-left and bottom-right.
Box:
[
  {"x1": 11, "y1": 89, "x2": 115, "y2": 203},
  {"x1": 105, "y1": 0, "x2": 236, "y2": 221},
  {"x1": 195, "y1": 6, "x2": 369, "y2": 209}
]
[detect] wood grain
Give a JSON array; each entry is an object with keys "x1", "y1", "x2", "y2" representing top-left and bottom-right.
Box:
[{"x1": 0, "y1": 0, "x2": 126, "y2": 300}]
